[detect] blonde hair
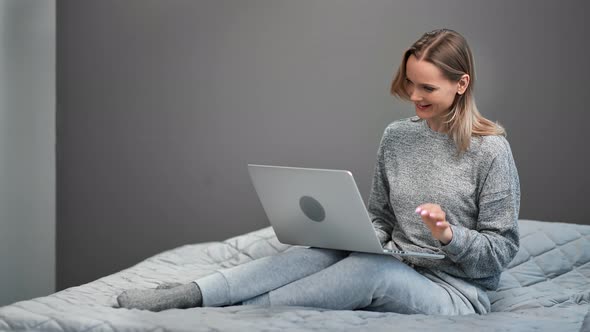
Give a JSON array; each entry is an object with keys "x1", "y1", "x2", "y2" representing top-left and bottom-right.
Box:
[{"x1": 391, "y1": 29, "x2": 505, "y2": 154}]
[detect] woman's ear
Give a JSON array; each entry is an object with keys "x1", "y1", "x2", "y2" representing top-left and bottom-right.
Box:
[{"x1": 457, "y1": 74, "x2": 470, "y2": 95}]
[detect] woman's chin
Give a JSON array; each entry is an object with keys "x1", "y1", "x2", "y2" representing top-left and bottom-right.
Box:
[{"x1": 414, "y1": 110, "x2": 432, "y2": 119}]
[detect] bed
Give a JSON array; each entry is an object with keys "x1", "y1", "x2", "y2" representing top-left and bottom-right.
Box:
[{"x1": 1, "y1": 219, "x2": 589, "y2": 332}]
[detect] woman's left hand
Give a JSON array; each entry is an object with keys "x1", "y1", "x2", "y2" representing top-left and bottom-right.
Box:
[{"x1": 415, "y1": 203, "x2": 453, "y2": 245}]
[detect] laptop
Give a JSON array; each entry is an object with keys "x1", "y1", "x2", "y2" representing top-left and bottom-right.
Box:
[{"x1": 247, "y1": 164, "x2": 445, "y2": 259}]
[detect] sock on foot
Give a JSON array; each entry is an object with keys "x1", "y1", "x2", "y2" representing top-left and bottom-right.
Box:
[
  {"x1": 117, "y1": 282, "x2": 202, "y2": 312},
  {"x1": 156, "y1": 282, "x2": 183, "y2": 289}
]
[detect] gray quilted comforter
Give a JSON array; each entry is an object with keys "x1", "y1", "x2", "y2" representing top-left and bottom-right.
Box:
[{"x1": 1, "y1": 219, "x2": 590, "y2": 331}]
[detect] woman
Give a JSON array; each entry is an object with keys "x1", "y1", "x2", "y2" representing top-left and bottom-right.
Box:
[{"x1": 117, "y1": 28, "x2": 520, "y2": 315}]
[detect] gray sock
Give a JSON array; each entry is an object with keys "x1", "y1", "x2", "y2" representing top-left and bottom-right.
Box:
[
  {"x1": 156, "y1": 282, "x2": 183, "y2": 289},
  {"x1": 117, "y1": 282, "x2": 202, "y2": 311}
]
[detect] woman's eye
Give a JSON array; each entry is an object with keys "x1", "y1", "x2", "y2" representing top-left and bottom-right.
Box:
[{"x1": 423, "y1": 86, "x2": 434, "y2": 92}]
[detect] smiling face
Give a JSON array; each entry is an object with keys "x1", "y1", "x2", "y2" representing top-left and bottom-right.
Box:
[{"x1": 404, "y1": 54, "x2": 467, "y2": 132}]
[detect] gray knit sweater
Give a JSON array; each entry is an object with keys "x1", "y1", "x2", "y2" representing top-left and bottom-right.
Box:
[{"x1": 369, "y1": 116, "x2": 520, "y2": 293}]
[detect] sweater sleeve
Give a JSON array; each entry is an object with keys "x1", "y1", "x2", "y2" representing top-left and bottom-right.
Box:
[
  {"x1": 441, "y1": 139, "x2": 521, "y2": 278},
  {"x1": 367, "y1": 128, "x2": 396, "y2": 246}
]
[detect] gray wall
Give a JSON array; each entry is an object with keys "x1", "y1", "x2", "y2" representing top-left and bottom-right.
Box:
[
  {"x1": 0, "y1": 0, "x2": 55, "y2": 305},
  {"x1": 57, "y1": 0, "x2": 590, "y2": 290}
]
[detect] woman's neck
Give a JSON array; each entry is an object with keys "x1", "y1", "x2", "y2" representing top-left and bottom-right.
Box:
[{"x1": 426, "y1": 118, "x2": 446, "y2": 133}]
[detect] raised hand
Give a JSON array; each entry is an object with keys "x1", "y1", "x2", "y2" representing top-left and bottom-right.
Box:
[{"x1": 415, "y1": 203, "x2": 453, "y2": 245}]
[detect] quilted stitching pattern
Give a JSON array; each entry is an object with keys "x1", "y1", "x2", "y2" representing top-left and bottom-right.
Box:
[
  {"x1": 0, "y1": 220, "x2": 589, "y2": 332},
  {"x1": 489, "y1": 219, "x2": 590, "y2": 312}
]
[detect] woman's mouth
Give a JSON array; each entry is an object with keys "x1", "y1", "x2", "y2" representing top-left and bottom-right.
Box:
[{"x1": 416, "y1": 104, "x2": 432, "y2": 111}]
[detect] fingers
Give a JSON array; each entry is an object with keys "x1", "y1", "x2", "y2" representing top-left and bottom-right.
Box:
[
  {"x1": 434, "y1": 220, "x2": 449, "y2": 228},
  {"x1": 415, "y1": 204, "x2": 445, "y2": 222},
  {"x1": 416, "y1": 203, "x2": 448, "y2": 230},
  {"x1": 415, "y1": 203, "x2": 438, "y2": 215},
  {"x1": 418, "y1": 209, "x2": 444, "y2": 221},
  {"x1": 415, "y1": 203, "x2": 453, "y2": 244}
]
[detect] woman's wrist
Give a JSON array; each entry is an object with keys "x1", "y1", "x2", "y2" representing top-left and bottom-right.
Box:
[{"x1": 439, "y1": 225, "x2": 453, "y2": 245}]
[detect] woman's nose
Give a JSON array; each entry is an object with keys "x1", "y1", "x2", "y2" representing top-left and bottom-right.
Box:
[{"x1": 409, "y1": 88, "x2": 421, "y2": 101}]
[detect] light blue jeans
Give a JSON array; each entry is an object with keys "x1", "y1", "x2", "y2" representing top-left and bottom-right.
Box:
[{"x1": 194, "y1": 248, "x2": 479, "y2": 315}]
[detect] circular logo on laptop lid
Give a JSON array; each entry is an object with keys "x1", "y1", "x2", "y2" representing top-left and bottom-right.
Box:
[{"x1": 299, "y1": 196, "x2": 326, "y2": 222}]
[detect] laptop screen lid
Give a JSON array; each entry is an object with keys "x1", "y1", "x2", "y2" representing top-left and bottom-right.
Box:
[{"x1": 247, "y1": 164, "x2": 444, "y2": 259}]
